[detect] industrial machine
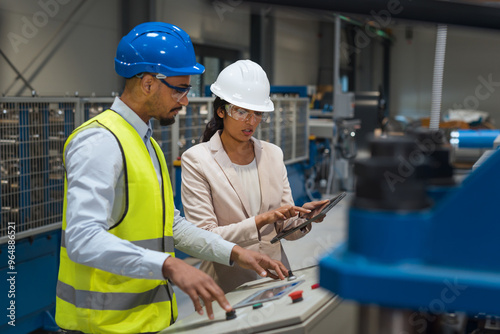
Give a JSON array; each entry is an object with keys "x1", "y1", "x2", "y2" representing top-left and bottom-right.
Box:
[
  {"x1": 308, "y1": 95, "x2": 360, "y2": 195},
  {"x1": 160, "y1": 265, "x2": 356, "y2": 334},
  {"x1": 319, "y1": 129, "x2": 500, "y2": 333}
]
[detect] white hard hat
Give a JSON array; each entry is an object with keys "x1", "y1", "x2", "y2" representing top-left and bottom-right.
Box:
[{"x1": 210, "y1": 60, "x2": 274, "y2": 112}]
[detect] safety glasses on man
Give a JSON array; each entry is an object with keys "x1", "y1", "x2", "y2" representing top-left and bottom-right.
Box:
[
  {"x1": 225, "y1": 104, "x2": 269, "y2": 123},
  {"x1": 136, "y1": 73, "x2": 192, "y2": 102}
]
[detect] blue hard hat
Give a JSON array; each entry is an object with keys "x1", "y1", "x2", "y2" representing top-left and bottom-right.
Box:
[{"x1": 114, "y1": 22, "x2": 205, "y2": 78}]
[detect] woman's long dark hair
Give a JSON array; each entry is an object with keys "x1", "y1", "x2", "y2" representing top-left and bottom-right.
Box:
[{"x1": 201, "y1": 96, "x2": 227, "y2": 142}]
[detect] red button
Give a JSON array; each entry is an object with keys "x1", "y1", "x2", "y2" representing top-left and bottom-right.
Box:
[
  {"x1": 311, "y1": 283, "x2": 320, "y2": 290},
  {"x1": 289, "y1": 290, "x2": 304, "y2": 303}
]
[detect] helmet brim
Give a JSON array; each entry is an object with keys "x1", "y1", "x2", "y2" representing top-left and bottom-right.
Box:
[
  {"x1": 115, "y1": 59, "x2": 205, "y2": 78},
  {"x1": 210, "y1": 84, "x2": 274, "y2": 112}
]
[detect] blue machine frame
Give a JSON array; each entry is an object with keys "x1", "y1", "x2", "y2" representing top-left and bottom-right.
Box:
[
  {"x1": 320, "y1": 147, "x2": 500, "y2": 315},
  {"x1": 0, "y1": 230, "x2": 60, "y2": 333}
]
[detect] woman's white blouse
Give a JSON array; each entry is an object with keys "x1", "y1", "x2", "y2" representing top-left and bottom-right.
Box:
[{"x1": 232, "y1": 159, "x2": 261, "y2": 217}]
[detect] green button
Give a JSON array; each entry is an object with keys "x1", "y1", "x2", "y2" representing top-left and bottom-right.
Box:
[{"x1": 252, "y1": 303, "x2": 263, "y2": 309}]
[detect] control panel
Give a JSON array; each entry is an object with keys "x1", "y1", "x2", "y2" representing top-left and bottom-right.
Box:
[{"x1": 160, "y1": 265, "x2": 356, "y2": 334}]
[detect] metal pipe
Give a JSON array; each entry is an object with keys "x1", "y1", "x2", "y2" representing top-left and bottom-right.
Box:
[
  {"x1": 333, "y1": 14, "x2": 341, "y2": 98},
  {"x1": 429, "y1": 25, "x2": 448, "y2": 131},
  {"x1": 326, "y1": 15, "x2": 341, "y2": 195}
]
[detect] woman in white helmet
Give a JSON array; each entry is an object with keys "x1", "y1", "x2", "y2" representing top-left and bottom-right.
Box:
[{"x1": 181, "y1": 60, "x2": 328, "y2": 292}]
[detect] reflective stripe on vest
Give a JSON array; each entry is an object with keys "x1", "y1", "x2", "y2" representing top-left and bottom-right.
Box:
[
  {"x1": 57, "y1": 280, "x2": 174, "y2": 311},
  {"x1": 56, "y1": 109, "x2": 177, "y2": 333}
]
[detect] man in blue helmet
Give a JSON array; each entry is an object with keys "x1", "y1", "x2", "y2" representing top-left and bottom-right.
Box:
[{"x1": 55, "y1": 22, "x2": 288, "y2": 334}]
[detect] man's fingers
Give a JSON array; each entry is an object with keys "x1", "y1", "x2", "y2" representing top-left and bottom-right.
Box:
[
  {"x1": 206, "y1": 284, "x2": 232, "y2": 313},
  {"x1": 162, "y1": 257, "x2": 234, "y2": 321},
  {"x1": 188, "y1": 284, "x2": 232, "y2": 320},
  {"x1": 187, "y1": 289, "x2": 204, "y2": 315},
  {"x1": 203, "y1": 295, "x2": 215, "y2": 320},
  {"x1": 198, "y1": 287, "x2": 219, "y2": 320}
]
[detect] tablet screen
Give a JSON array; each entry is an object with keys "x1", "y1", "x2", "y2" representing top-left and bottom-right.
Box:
[
  {"x1": 233, "y1": 280, "x2": 304, "y2": 309},
  {"x1": 270, "y1": 192, "x2": 346, "y2": 244}
]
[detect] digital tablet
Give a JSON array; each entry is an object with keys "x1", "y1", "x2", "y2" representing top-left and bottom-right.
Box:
[
  {"x1": 232, "y1": 280, "x2": 304, "y2": 309},
  {"x1": 270, "y1": 192, "x2": 347, "y2": 244}
]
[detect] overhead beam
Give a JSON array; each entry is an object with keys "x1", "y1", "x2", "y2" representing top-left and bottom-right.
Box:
[
  {"x1": 248, "y1": 0, "x2": 500, "y2": 30},
  {"x1": 0, "y1": 49, "x2": 35, "y2": 95}
]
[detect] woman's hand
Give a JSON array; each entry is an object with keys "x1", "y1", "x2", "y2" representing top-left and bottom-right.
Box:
[
  {"x1": 230, "y1": 245, "x2": 288, "y2": 280},
  {"x1": 255, "y1": 205, "x2": 311, "y2": 229},
  {"x1": 301, "y1": 200, "x2": 330, "y2": 222}
]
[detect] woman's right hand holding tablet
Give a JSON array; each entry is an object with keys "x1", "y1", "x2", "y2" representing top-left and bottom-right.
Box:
[{"x1": 255, "y1": 205, "x2": 311, "y2": 229}]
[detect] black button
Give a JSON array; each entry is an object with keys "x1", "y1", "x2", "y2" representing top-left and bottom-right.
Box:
[{"x1": 226, "y1": 309, "x2": 237, "y2": 320}]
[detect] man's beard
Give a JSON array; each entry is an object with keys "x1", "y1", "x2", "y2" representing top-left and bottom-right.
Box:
[
  {"x1": 160, "y1": 107, "x2": 181, "y2": 126},
  {"x1": 160, "y1": 116, "x2": 175, "y2": 126}
]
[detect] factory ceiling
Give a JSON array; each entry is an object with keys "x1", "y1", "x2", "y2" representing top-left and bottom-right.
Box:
[{"x1": 248, "y1": 0, "x2": 500, "y2": 30}]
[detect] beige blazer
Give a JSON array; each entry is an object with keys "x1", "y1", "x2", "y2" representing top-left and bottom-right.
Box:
[{"x1": 181, "y1": 131, "x2": 311, "y2": 292}]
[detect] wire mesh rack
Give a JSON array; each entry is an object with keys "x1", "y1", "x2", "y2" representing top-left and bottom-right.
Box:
[{"x1": 0, "y1": 96, "x2": 309, "y2": 242}]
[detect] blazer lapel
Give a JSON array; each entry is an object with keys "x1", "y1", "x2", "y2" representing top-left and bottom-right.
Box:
[
  {"x1": 254, "y1": 139, "x2": 269, "y2": 214},
  {"x1": 210, "y1": 132, "x2": 253, "y2": 217}
]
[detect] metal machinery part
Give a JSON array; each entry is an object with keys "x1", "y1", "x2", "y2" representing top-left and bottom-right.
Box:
[
  {"x1": 308, "y1": 90, "x2": 384, "y2": 198},
  {"x1": 307, "y1": 116, "x2": 359, "y2": 197},
  {"x1": 450, "y1": 130, "x2": 500, "y2": 168},
  {"x1": 319, "y1": 129, "x2": 500, "y2": 334}
]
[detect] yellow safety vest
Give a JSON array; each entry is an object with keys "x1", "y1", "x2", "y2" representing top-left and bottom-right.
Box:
[{"x1": 56, "y1": 110, "x2": 177, "y2": 333}]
